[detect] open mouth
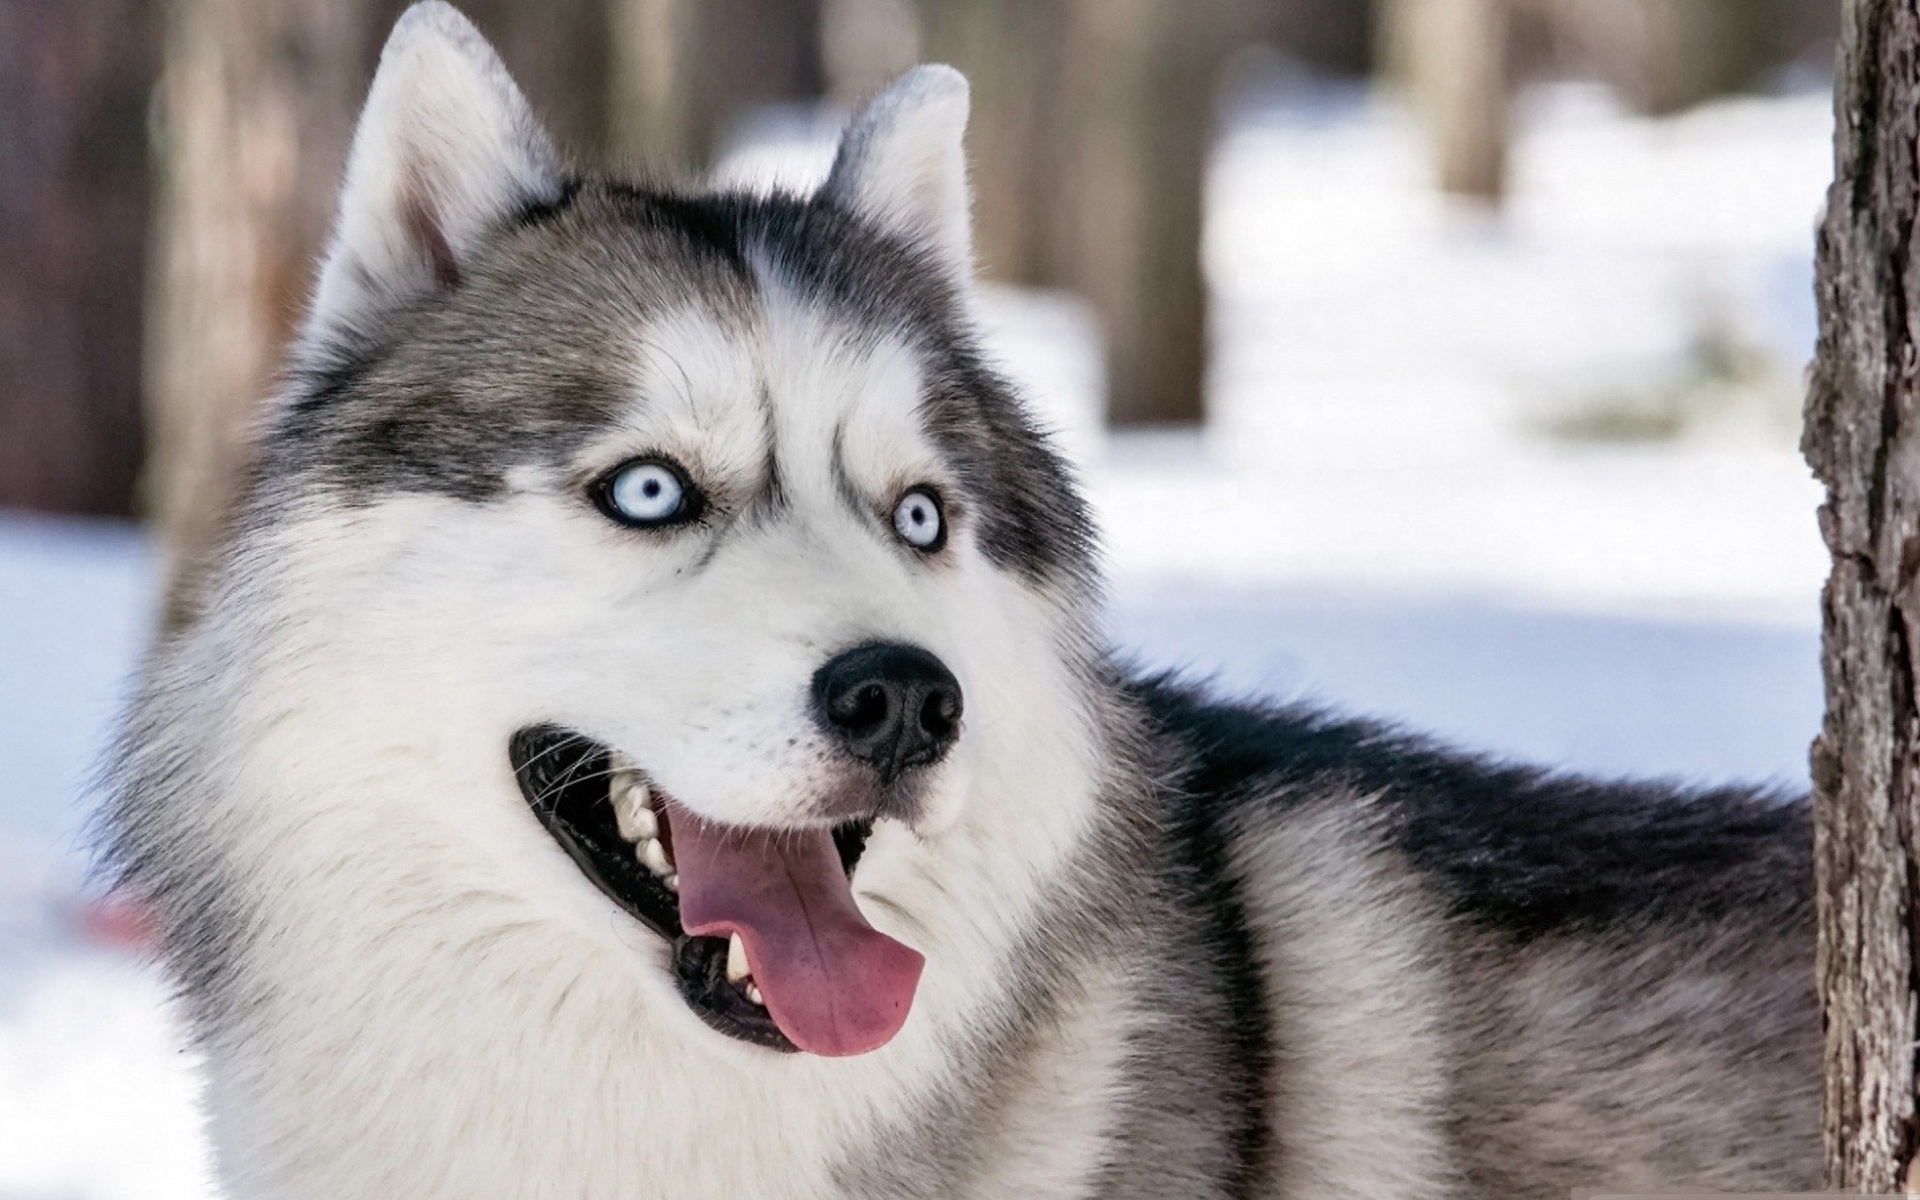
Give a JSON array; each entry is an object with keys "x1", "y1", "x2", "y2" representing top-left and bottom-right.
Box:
[{"x1": 508, "y1": 725, "x2": 922, "y2": 1056}]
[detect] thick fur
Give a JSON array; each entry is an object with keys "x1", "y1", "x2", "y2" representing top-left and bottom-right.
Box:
[{"x1": 105, "y1": 6, "x2": 1818, "y2": 1197}]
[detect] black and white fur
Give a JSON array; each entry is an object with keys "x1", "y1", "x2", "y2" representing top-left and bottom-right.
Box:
[{"x1": 106, "y1": 6, "x2": 1818, "y2": 1196}]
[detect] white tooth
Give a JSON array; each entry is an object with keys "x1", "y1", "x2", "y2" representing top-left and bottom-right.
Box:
[
  {"x1": 640, "y1": 837, "x2": 671, "y2": 876},
  {"x1": 744, "y1": 982, "x2": 764, "y2": 1006},
  {"x1": 613, "y1": 788, "x2": 658, "y2": 842},
  {"x1": 726, "y1": 933, "x2": 751, "y2": 983},
  {"x1": 630, "y1": 806, "x2": 660, "y2": 841},
  {"x1": 662, "y1": 872, "x2": 678, "y2": 892}
]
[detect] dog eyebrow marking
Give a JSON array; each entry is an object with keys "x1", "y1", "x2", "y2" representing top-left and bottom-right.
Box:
[
  {"x1": 689, "y1": 376, "x2": 782, "y2": 575},
  {"x1": 828, "y1": 419, "x2": 875, "y2": 530},
  {"x1": 749, "y1": 377, "x2": 787, "y2": 519}
]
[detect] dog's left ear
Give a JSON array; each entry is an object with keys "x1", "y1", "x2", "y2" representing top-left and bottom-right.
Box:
[
  {"x1": 301, "y1": 2, "x2": 565, "y2": 367},
  {"x1": 821, "y1": 65, "x2": 972, "y2": 280}
]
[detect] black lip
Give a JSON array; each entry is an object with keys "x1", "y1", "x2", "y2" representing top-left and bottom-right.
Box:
[{"x1": 508, "y1": 724, "x2": 872, "y2": 1053}]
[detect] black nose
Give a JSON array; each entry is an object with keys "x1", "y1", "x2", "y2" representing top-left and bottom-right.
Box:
[{"x1": 812, "y1": 643, "x2": 963, "y2": 784}]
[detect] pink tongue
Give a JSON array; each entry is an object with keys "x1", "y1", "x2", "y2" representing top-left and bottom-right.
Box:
[{"x1": 667, "y1": 800, "x2": 923, "y2": 1056}]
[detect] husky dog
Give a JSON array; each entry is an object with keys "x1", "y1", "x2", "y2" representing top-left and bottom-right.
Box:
[{"x1": 107, "y1": 5, "x2": 1818, "y2": 1197}]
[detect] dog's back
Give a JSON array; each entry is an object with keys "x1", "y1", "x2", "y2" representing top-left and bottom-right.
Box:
[{"x1": 1140, "y1": 678, "x2": 1819, "y2": 1197}]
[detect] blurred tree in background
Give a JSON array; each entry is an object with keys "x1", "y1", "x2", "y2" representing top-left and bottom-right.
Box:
[
  {"x1": 0, "y1": 0, "x2": 154, "y2": 516},
  {"x1": 143, "y1": 0, "x2": 376, "y2": 626},
  {"x1": 1523, "y1": 0, "x2": 1835, "y2": 116},
  {"x1": 1385, "y1": 0, "x2": 1838, "y2": 204},
  {"x1": 611, "y1": 0, "x2": 823, "y2": 171},
  {"x1": 1385, "y1": 0, "x2": 1512, "y2": 201},
  {"x1": 0, "y1": 0, "x2": 1839, "y2": 605},
  {"x1": 923, "y1": 0, "x2": 1236, "y2": 426}
]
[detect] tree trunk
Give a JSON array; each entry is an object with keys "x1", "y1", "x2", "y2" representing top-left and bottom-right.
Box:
[
  {"x1": 144, "y1": 0, "x2": 376, "y2": 629},
  {"x1": 917, "y1": 0, "x2": 1071, "y2": 287},
  {"x1": 609, "y1": 0, "x2": 822, "y2": 176},
  {"x1": 920, "y1": 0, "x2": 1229, "y2": 427},
  {"x1": 0, "y1": 0, "x2": 155, "y2": 517},
  {"x1": 461, "y1": 0, "x2": 614, "y2": 159},
  {"x1": 1383, "y1": 0, "x2": 1512, "y2": 203},
  {"x1": 1244, "y1": 0, "x2": 1376, "y2": 78},
  {"x1": 821, "y1": 0, "x2": 921, "y2": 105},
  {"x1": 1059, "y1": 0, "x2": 1233, "y2": 426},
  {"x1": 1526, "y1": 0, "x2": 1828, "y2": 119},
  {"x1": 1805, "y1": 0, "x2": 1920, "y2": 1191}
]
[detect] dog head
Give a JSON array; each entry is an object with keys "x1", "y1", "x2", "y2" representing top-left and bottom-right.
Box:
[{"x1": 215, "y1": 2, "x2": 1105, "y2": 1058}]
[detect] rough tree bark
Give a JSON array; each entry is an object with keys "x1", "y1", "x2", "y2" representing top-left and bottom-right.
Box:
[{"x1": 1805, "y1": 0, "x2": 1920, "y2": 1191}]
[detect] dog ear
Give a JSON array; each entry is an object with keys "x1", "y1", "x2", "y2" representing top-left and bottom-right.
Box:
[
  {"x1": 821, "y1": 65, "x2": 972, "y2": 280},
  {"x1": 301, "y1": 2, "x2": 563, "y2": 366}
]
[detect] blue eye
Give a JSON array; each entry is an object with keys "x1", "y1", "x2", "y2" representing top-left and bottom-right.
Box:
[
  {"x1": 893, "y1": 487, "x2": 945, "y2": 551},
  {"x1": 598, "y1": 459, "x2": 700, "y2": 528}
]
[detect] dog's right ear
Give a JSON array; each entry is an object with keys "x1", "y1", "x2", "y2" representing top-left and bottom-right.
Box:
[
  {"x1": 301, "y1": 2, "x2": 563, "y2": 368},
  {"x1": 821, "y1": 65, "x2": 972, "y2": 281}
]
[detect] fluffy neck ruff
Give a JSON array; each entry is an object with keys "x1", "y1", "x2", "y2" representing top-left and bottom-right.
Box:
[{"x1": 115, "y1": 573, "x2": 1123, "y2": 1197}]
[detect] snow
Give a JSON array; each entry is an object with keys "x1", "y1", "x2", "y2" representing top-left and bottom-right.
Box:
[
  {"x1": 0, "y1": 941, "x2": 212, "y2": 1200},
  {"x1": 1099, "y1": 78, "x2": 1829, "y2": 619},
  {"x1": 0, "y1": 78, "x2": 1834, "y2": 1196},
  {"x1": 0, "y1": 519, "x2": 211, "y2": 1198},
  {"x1": 0, "y1": 518, "x2": 155, "y2": 900}
]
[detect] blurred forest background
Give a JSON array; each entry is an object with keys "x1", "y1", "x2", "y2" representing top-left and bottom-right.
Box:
[{"x1": 2, "y1": 0, "x2": 1837, "y2": 593}]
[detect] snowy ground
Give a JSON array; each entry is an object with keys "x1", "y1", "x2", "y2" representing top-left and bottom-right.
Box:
[{"x1": 0, "y1": 77, "x2": 1832, "y2": 1196}]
